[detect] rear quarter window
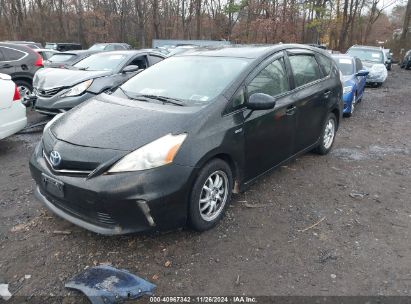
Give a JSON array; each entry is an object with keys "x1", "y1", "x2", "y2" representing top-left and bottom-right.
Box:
[{"x1": 0, "y1": 47, "x2": 26, "y2": 61}]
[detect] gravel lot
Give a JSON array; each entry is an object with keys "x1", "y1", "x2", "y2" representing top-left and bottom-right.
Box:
[{"x1": 1, "y1": 65, "x2": 410, "y2": 302}]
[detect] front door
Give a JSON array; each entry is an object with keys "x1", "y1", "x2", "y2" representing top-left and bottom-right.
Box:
[
  {"x1": 286, "y1": 50, "x2": 327, "y2": 152},
  {"x1": 244, "y1": 53, "x2": 296, "y2": 181}
]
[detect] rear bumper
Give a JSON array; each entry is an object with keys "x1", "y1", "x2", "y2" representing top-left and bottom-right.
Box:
[
  {"x1": 30, "y1": 143, "x2": 195, "y2": 235},
  {"x1": 0, "y1": 102, "x2": 27, "y2": 139},
  {"x1": 34, "y1": 92, "x2": 95, "y2": 114}
]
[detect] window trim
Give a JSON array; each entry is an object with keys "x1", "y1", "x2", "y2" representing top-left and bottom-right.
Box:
[{"x1": 0, "y1": 46, "x2": 28, "y2": 62}]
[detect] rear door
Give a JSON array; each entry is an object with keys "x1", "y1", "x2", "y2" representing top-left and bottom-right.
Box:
[
  {"x1": 286, "y1": 49, "x2": 328, "y2": 153},
  {"x1": 243, "y1": 52, "x2": 296, "y2": 181}
]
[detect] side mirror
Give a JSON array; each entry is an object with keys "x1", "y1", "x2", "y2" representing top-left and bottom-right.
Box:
[
  {"x1": 355, "y1": 69, "x2": 369, "y2": 77},
  {"x1": 247, "y1": 93, "x2": 276, "y2": 110},
  {"x1": 122, "y1": 65, "x2": 139, "y2": 73}
]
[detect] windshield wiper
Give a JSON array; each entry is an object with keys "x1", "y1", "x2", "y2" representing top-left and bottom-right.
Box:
[
  {"x1": 139, "y1": 94, "x2": 185, "y2": 106},
  {"x1": 77, "y1": 66, "x2": 89, "y2": 71},
  {"x1": 117, "y1": 87, "x2": 149, "y2": 101}
]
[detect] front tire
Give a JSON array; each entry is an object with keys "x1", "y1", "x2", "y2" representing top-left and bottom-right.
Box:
[
  {"x1": 188, "y1": 159, "x2": 233, "y2": 232},
  {"x1": 315, "y1": 113, "x2": 337, "y2": 155}
]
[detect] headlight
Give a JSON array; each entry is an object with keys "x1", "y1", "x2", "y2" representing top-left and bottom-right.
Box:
[
  {"x1": 62, "y1": 79, "x2": 93, "y2": 97},
  {"x1": 343, "y1": 86, "x2": 353, "y2": 94},
  {"x1": 108, "y1": 133, "x2": 187, "y2": 173},
  {"x1": 44, "y1": 113, "x2": 64, "y2": 133}
]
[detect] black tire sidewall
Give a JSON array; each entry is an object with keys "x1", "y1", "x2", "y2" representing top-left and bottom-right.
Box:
[{"x1": 188, "y1": 159, "x2": 233, "y2": 231}]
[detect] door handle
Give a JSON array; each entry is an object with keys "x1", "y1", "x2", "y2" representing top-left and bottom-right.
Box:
[
  {"x1": 0, "y1": 64, "x2": 12, "y2": 69},
  {"x1": 323, "y1": 90, "x2": 331, "y2": 98},
  {"x1": 286, "y1": 105, "x2": 297, "y2": 116}
]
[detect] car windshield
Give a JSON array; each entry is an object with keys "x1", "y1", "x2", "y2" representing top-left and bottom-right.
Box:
[
  {"x1": 73, "y1": 53, "x2": 127, "y2": 71},
  {"x1": 333, "y1": 57, "x2": 354, "y2": 76},
  {"x1": 347, "y1": 49, "x2": 383, "y2": 63},
  {"x1": 48, "y1": 54, "x2": 75, "y2": 62},
  {"x1": 89, "y1": 44, "x2": 107, "y2": 51},
  {"x1": 120, "y1": 56, "x2": 251, "y2": 105}
]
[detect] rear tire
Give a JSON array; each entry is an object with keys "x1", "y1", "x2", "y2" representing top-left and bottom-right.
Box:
[
  {"x1": 188, "y1": 159, "x2": 233, "y2": 232},
  {"x1": 14, "y1": 80, "x2": 33, "y2": 99},
  {"x1": 315, "y1": 113, "x2": 337, "y2": 155}
]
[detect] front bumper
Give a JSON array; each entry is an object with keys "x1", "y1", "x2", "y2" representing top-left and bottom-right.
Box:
[
  {"x1": 366, "y1": 73, "x2": 386, "y2": 84},
  {"x1": 342, "y1": 92, "x2": 354, "y2": 114},
  {"x1": 34, "y1": 92, "x2": 95, "y2": 115},
  {"x1": 30, "y1": 142, "x2": 195, "y2": 235}
]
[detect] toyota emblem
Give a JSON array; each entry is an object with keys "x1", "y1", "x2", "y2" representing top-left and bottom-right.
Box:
[{"x1": 49, "y1": 151, "x2": 62, "y2": 167}]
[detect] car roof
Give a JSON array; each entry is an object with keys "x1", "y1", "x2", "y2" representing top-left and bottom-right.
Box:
[
  {"x1": 0, "y1": 42, "x2": 36, "y2": 52},
  {"x1": 176, "y1": 44, "x2": 328, "y2": 60},
  {"x1": 35, "y1": 48, "x2": 59, "y2": 52},
  {"x1": 92, "y1": 43, "x2": 127, "y2": 45},
  {"x1": 332, "y1": 54, "x2": 354, "y2": 60},
  {"x1": 89, "y1": 50, "x2": 159, "y2": 56},
  {"x1": 349, "y1": 45, "x2": 383, "y2": 51}
]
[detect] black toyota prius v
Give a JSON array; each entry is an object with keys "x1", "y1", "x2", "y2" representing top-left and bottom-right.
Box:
[{"x1": 30, "y1": 44, "x2": 343, "y2": 235}]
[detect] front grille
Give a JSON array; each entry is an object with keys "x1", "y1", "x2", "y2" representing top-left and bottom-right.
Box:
[
  {"x1": 36, "y1": 87, "x2": 65, "y2": 98},
  {"x1": 42, "y1": 190, "x2": 115, "y2": 228},
  {"x1": 42, "y1": 150, "x2": 93, "y2": 175}
]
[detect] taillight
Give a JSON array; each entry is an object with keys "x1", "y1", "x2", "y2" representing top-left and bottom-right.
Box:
[
  {"x1": 13, "y1": 85, "x2": 21, "y2": 101},
  {"x1": 35, "y1": 53, "x2": 43, "y2": 67}
]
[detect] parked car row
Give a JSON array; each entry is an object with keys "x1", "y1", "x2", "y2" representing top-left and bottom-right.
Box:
[
  {"x1": 27, "y1": 44, "x2": 345, "y2": 235},
  {"x1": 0, "y1": 41, "x2": 393, "y2": 236}
]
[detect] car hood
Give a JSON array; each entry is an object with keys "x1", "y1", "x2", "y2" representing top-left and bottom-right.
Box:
[
  {"x1": 361, "y1": 61, "x2": 384, "y2": 70},
  {"x1": 34, "y1": 68, "x2": 112, "y2": 90},
  {"x1": 50, "y1": 94, "x2": 201, "y2": 151}
]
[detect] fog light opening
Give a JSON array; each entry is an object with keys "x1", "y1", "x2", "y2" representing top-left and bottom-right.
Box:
[{"x1": 136, "y1": 200, "x2": 156, "y2": 227}]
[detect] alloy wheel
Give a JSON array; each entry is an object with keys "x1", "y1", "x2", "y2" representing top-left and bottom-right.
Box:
[
  {"x1": 18, "y1": 85, "x2": 31, "y2": 99},
  {"x1": 323, "y1": 118, "x2": 335, "y2": 150},
  {"x1": 199, "y1": 170, "x2": 229, "y2": 222},
  {"x1": 350, "y1": 94, "x2": 356, "y2": 115}
]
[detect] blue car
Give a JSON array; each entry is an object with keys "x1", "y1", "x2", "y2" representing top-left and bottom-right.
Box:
[{"x1": 332, "y1": 55, "x2": 369, "y2": 117}]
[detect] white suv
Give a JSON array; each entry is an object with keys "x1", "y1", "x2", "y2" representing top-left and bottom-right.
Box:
[{"x1": 0, "y1": 73, "x2": 27, "y2": 139}]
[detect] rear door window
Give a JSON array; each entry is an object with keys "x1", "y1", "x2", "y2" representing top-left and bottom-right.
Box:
[
  {"x1": 288, "y1": 54, "x2": 322, "y2": 88},
  {"x1": 1, "y1": 47, "x2": 26, "y2": 61},
  {"x1": 247, "y1": 57, "x2": 289, "y2": 97},
  {"x1": 316, "y1": 54, "x2": 332, "y2": 77}
]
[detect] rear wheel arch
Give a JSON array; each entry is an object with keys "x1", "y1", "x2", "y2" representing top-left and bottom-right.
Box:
[{"x1": 12, "y1": 77, "x2": 33, "y2": 87}]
